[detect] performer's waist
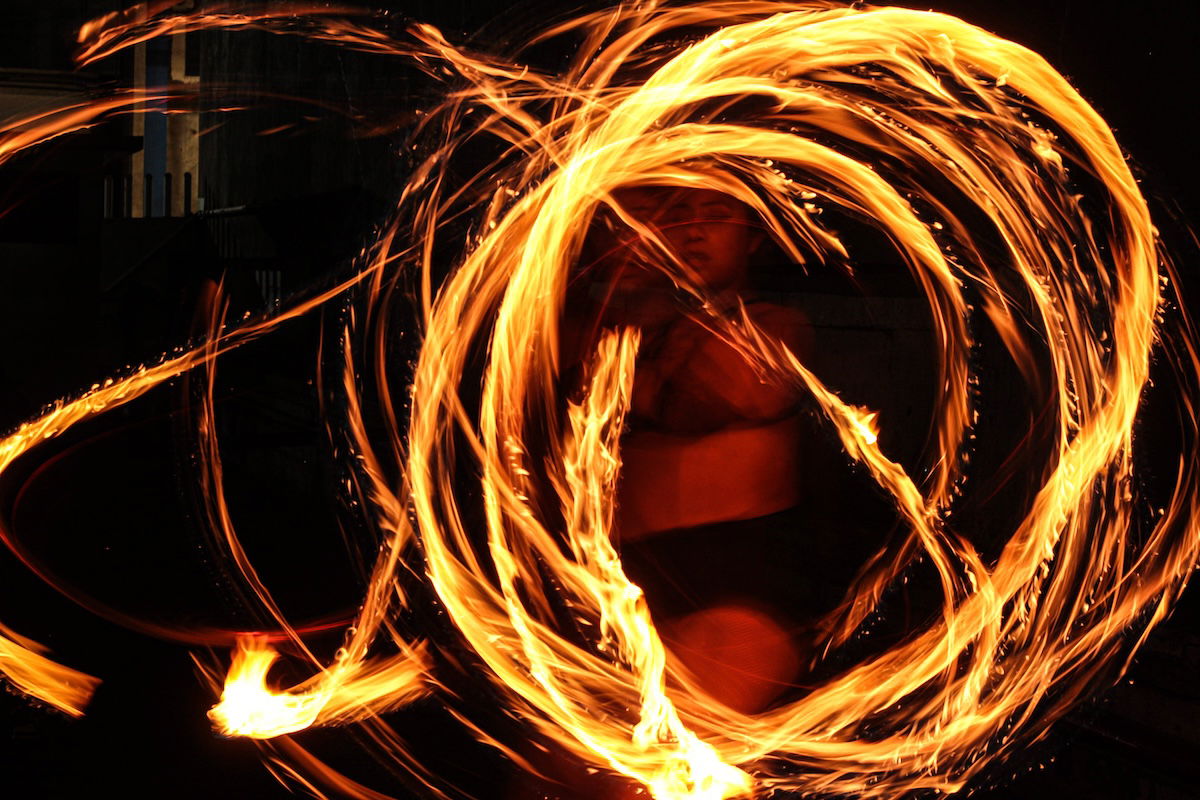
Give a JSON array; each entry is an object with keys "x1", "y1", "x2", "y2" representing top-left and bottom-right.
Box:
[{"x1": 617, "y1": 414, "x2": 803, "y2": 541}]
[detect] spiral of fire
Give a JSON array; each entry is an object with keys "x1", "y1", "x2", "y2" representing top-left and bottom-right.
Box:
[
  {"x1": 1, "y1": 3, "x2": 1198, "y2": 800},
  {"x1": 405, "y1": 4, "x2": 1200, "y2": 797}
]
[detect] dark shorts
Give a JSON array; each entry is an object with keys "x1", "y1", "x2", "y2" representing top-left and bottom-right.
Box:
[{"x1": 618, "y1": 505, "x2": 875, "y2": 628}]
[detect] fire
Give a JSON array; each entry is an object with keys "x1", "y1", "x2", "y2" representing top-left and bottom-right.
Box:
[
  {"x1": 0, "y1": 622, "x2": 98, "y2": 717},
  {"x1": 209, "y1": 636, "x2": 324, "y2": 739},
  {"x1": 1, "y1": 2, "x2": 1198, "y2": 799},
  {"x1": 207, "y1": 635, "x2": 430, "y2": 739}
]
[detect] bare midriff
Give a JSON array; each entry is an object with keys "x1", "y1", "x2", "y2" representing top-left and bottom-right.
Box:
[{"x1": 617, "y1": 414, "x2": 803, "y2": 541}]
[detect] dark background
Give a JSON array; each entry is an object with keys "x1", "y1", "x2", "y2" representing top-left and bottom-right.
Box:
[{"x1": 0, "y1": 1, "x2": 1197, "y2": 798}]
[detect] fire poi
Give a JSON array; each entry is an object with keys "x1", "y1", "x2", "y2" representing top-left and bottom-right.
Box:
[{"x1": 1, "y1": 2, "x2": 1197, "y2": 798}]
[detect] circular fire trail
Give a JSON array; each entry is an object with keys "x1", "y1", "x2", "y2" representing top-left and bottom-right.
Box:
[{"x1": 1, "y1": 3, "x2": 1198, "y2": 799}]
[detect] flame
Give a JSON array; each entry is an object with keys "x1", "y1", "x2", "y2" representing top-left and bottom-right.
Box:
[
  {"x1": 0, "y1": 622, "x2": 98, "y2": 717},
  {"x1": 401, "y1": 4, "x2": 1200, "y2": 797},
  {"x1": 0, "y1": 2, "x2": 1197, "y2": 799},
  {"x1": 207, "y1": 635, "x2": 430, "y2": 739},
  {"x1": 210, "y1": 636, "x2": 326, "y2": 739}
]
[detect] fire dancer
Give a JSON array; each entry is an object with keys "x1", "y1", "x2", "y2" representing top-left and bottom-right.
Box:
[{"x1": 565, "y1": 185, "x2": 815, "y2": 714}]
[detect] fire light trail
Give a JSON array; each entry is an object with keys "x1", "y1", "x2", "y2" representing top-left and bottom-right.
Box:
[{"x1": 0, "y1": 2, "x2": 1197, "y2": 799}]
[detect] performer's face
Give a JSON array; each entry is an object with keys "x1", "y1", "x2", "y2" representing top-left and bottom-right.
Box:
[
  {"x1": 606, "y1": 187, "x2": 758, "y2": 292},
  {"x1": 659, "y1": 188, "x2": 758, "y2": 292}
]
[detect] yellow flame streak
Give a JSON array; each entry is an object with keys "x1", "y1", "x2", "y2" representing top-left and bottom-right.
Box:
[
  {"x1": 1, "y1": 2, "x2": 437, "y2": 746},
  {"x1": 186, "y1": 291, "x2": 431, "y2": 736},
  {"x1": 207, "y1": 635, "x2": 429, "y2": 739},
  {"x1": 1, "y1": 92, "x2": 175, "y2": 163},
  {"x1": 0, "y1": 623, "x2": 98, "y2": 717},
  {"x1": 200, "y1": 324, "x2": 435, "y2": 738},
  {"x1": 402, "y1": 3, "x2": 1200, "y2": 798},
  {"x1": 74, "y1": 2, "x2": 409, "y2": 69},
  {"x1": 0, "y1": 220, "x2": 419, "y2": 721}
]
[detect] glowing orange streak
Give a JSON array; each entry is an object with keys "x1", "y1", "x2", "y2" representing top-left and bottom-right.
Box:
[
  {"x1": 1, "y1": 8, "x2": 441, "y2": 726},
  {"x1": 199, "y1": 283, "x2": 436, "y2": 736},
  {"x1": 206, "y1": 634, "x2": 428, "y2": 738},
  {"x1": 0, "y1": 209, "x2": 417, "y2": 720},
  {"x1": 0, "y1": 0, "x2": 461, "y2": 780},
  {"x1": 406, "y1": 46, "x2": 973, "y2": 799},
  {"x1": 204, "y1": 322, "x2": 434, "y2": 739},
  {"x1": 0, "y1": 92, "x2": 174, "y2": 165},
  {"x1": 31, "y1": 0, "x2": 442, "y2": 747},
  {"x1": 403, "y1": 3, "x2": 1200, "y2": 798},
  {"x1": 0, "y1": 622, "x2": 98, "y2": 717},
  {"x1": 74, "y1": 2, "x2": 406, "y2": 69}
]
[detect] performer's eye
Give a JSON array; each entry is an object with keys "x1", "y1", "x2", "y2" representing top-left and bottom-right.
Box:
[
  {"x1": 661, "y1": 205, "x2": 689, "y2": 224},
  {"x1": 701, "y1": 202, "x2": 735, "y2": 219}
]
